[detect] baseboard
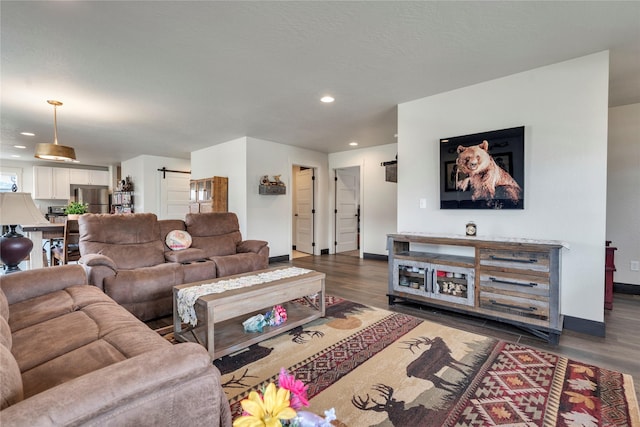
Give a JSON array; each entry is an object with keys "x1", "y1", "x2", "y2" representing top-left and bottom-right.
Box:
[
  {"x1": 563, "y1": 315, "x2": 605, "y2": 337},
  {"x1": 613, "y1": 282, "x2": 640, "y2": 295},
  {"x1": 363, "y1": 253, "x2": 388, "y2": 261},
  {"x1": 269, "y1": 255, "x2": 289, "y2": 263}
]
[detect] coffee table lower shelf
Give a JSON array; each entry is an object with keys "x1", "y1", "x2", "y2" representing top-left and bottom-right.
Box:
[{"x1": 175, "y1": 300, "x2": 321, "y2": 359}]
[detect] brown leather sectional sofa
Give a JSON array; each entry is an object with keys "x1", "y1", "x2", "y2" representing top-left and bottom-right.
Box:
[
  {"x1": 78, "y1": 212, "x2": 269, "y2": 321},
  {"x1": 0, "y1": 265, "x2": 232, "y2": 426}
]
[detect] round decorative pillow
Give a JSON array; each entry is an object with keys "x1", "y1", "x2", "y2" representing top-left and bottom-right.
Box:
[{"x1": 165, "y1": 230, "x2": 192, "y2": 250}]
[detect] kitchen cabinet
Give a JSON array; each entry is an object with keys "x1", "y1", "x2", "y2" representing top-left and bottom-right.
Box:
[
  {"x1": 69, "y1": 169, "x2": 109, "y2": 186},
  {"x1": 388, "y1": 233, "x2": 566, "y2": 344},
  {"x1": 33, "y1": 166, "x2": 70, "y2": 200}
]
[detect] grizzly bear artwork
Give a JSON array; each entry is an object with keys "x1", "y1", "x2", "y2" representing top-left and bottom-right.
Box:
[{"x1": 455, "y1": 140, "x2": 521, "y2": 206}]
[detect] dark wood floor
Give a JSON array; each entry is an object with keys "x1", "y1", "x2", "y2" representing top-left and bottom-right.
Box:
[{"x1": 282, "y1": 253, "x2": 640, "y2": 398}]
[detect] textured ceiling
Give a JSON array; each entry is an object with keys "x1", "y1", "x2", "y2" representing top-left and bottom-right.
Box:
[{"x1": 1, "y1": 1, "x2": 639, "y2": 167}]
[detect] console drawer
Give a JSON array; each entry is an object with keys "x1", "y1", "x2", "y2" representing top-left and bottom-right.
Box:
[
  {"x1": 479, "y1": 271, "x2": 549, "y2": 298},
  {"x1": 479, "y1": 248, "x2": 549, "y2": 273},
  {"x1": 479, "y1": 291, "x2": 549, "y2": 322}
]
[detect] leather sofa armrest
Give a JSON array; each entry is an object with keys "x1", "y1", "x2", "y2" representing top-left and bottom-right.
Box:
[
  {"x1": 78, "y1": 254, "x2": 117, "y2": 292},
  {"x1": 0, "y1": 265, "x2": 87, "y2": 305},
  {"x1": 164, "y1": 248, "x2": 208, "y2": 263},
  {"x1": 237, "y1": 240, "x2": 268, "y2": 254},
  {"x1": 0, "y1": 343, "x2": 232, "y2": 427},
  {"x1": 79, "y1": 253, "x2": 118, "y2": 270}
]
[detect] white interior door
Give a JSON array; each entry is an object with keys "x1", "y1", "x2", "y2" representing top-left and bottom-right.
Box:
[
  {"x1": 335, "y1": 167, "x2": 359, "y2": 253},
  {"x1": 295, "y1": 168, "x2": 314, "y2": 254},
  {"x1": 159, "y1": 172, "x2": 191, "y2": 220}
]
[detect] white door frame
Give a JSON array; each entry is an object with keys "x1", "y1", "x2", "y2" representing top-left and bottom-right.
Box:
[
  {"x1": 331, "y1": 162, "x2": 364, "y2": 257},
  {"x1": 334, "y1": 167, "x2": 360, "y2": 253},
  {"x1": 290, "y1": 163, "x2": 316, "y2": 258}
]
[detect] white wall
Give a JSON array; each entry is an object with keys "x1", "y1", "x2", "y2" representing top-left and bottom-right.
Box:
[
  {"x1": 246, "y1": 137, "x2": 329, "y2": 258},
  {"x1": 329, "y1": 143, "x2": 398, "y2": 255},
  {"x1": 191, "y1": 137, "x2": 248, "y2": 233},
  {"x1": 397, "y1": 52, "x2": 609, "y2": 323},
  {"x1": 607, "y1": 103, "x2": 640, "y2": 286},
  {"x1": 121, "y1": 155, "x2": 190, "y2": 215}
]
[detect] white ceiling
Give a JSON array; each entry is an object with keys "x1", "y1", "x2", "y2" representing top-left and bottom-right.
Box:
[{"x1": 2, "y1": 1, "x2": 639, "y2": 167}]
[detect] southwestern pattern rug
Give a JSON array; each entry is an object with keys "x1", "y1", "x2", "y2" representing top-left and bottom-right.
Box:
[{"x1": 160, "y1": 296, "x2": 640, "y2": 426}]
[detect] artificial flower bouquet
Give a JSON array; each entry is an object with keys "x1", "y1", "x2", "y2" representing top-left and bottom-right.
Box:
[
  {"x1": 233, "y1": 368, "x2": 336, "y2": 427},
  {"x1": 264, "y1": 305, "x2": 287, "y2": 327},
  {"x1": 243, "y1": 305, "x2": 288, "y2": 333}
]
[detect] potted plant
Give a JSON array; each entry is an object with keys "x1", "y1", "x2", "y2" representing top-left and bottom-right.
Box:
[{"x1": 64, "y1": 201, "x2": 88, "y2": 219}]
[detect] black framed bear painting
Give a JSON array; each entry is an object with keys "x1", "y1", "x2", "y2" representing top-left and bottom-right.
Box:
[{"x1": 440, "y1": 126, "x2": 524, "y2": 210}]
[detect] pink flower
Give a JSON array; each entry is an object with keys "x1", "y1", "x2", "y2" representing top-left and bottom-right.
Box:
[
  {"x1": 275, "y1": 305, "x2": 287, "y2": 322},
  {"x1": 278, "y1": 368, "x2": 309, "y2": 409}
]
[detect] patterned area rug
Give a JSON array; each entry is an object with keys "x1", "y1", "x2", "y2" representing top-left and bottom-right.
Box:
[{"x1": 159, "y1": 296, "x2": 640, "y2": 426}]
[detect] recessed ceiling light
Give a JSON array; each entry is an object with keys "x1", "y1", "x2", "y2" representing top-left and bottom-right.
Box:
[
  {"x1": 320, "y1": 95, "x2": 335, "y2": 103},
  {"x1": 11, "y1": 155, "x2": 21, "y2": 158},
  {"x1": 20, "y1": 132, "x2": 35, "y2": 136},
  {"x1": 14, "y1": 145, "x2": 26, "y2": 149},
  {"x1": 349, "y1": 141, "x2": 358, "y2": 146}
]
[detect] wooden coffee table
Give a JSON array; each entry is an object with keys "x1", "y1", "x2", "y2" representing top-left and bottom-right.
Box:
[{"x1": 173, "y1": 267, "x2": 325, "y2": 359}]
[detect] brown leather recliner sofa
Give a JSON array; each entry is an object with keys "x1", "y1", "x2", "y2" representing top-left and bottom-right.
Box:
[
  {"x1": 0, "y1": 265, "x2": 232, "y2": 426},
  {"x1": 78, "y1": 212, "x2": 269, "y2": 321}
]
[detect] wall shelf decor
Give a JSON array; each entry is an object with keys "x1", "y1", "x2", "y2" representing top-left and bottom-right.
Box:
[{"x1": 259, "y1": 175, "x2": 286, "y2": 195}]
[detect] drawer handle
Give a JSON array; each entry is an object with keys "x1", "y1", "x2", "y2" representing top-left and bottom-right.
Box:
[
  {"x1": 489, "y1": 277, "x2": 538, "y2": 287},
  {"x1": 489, "y1": 300, "x2": 537, "y2": 312},
  {"x1": 489, "y1": 255, "x2": 538, "y2": 264}
]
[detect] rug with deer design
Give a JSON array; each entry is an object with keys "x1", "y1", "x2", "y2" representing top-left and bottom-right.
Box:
[{"x1": 210, "y1": 297, "x2": 639, "y2": 427}]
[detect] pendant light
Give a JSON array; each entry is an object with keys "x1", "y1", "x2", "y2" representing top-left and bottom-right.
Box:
[{"x1": 34, "y1": 100, "x2": 76, "y2": 162}]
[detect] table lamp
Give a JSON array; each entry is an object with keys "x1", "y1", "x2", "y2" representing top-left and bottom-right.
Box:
[{"x1": 0, "y1": 192, "x2": 49, "y2": 274}]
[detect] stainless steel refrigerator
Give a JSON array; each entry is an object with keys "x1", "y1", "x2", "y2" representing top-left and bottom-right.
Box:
[{"x1": 75, "y1": 187, "x2": 109, "y2": 213}]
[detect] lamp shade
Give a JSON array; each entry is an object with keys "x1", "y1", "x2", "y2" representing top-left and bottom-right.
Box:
[
  {"x1": 0, "y1": 192, "x2": 49, "y2": 225},
  {"x1": 34, "y1": 143, "x2": 76, "y2": 162}
]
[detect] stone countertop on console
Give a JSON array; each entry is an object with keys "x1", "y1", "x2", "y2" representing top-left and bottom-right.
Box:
[{"x1": 390, "y1": 232, "x2": 570, "y2": 249}]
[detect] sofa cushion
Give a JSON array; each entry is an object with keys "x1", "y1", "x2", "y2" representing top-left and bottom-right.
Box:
[
  {"x1": 165, "y1": 230, "x2": 192, "y2": 250},
  {"x1": 0, "y1": 344, "x2": 23, "y2": 409},
  {"x1": 164, "y1": 248, "x2": 207, "y2": 264},
  {"x1": 211, "y1": 253, "x2": 268, "y2": 277},
  {"x1": 0, "y1": 317, "x2": 11, "y2": 349},
  {"x1": 80, "y1": 213, "x2": 165, "y2": 269},
  {"x1": 192, "y1": 234, "x2": 238, "y2": 257},
  {"x1": 104, "y1": 263, "x2": 181, "y2": 305},
  {"x1": 182, "y1": 260, "x2": 217, "y2": 283},
  {"x1": 10, "y1": 284, "x2": 172, "y2": 398},
  {"x1": 0, "y1": 287, "x2": 8, "y2": 320},
  {"x1": 185, "y1": 212, "x2": 240, "y2": 237},
  {"x1": 8, "y1": 285, "x2": 115, "y2": 333},
  {"x1": 159, "y1": 219, "x2": 187, "y2": 251},
  {"x1": 12, "y1": 311, "x2": 100, "y2": 372},
  {"x1": 20, "y1": 318, "x2": 171, "y2": 399},
  {"x1": 103, "y1": 263, "x2": 182, "y2": 321}
]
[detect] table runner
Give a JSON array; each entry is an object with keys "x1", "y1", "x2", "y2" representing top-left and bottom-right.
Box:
[{"x1": 176, "y1": 267, "x2": 312, "y2": 326}]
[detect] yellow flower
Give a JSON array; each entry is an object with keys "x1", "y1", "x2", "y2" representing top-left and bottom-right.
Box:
[{"x1": 233, "y1": 383, "x2": 297, "y2": 427}]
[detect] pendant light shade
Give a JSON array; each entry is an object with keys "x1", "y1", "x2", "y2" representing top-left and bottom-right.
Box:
[{"x1": 34, "y1": 100, "x2": 76, "y2": 162}]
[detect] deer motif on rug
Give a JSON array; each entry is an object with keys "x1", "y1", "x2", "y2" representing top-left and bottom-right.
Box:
[
  {"x1": 403, "y1": 336, "x2": 472, "y2": 392},
  {"x1": 352, "y1": 384, "x2": 432, "y2": 425}
]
